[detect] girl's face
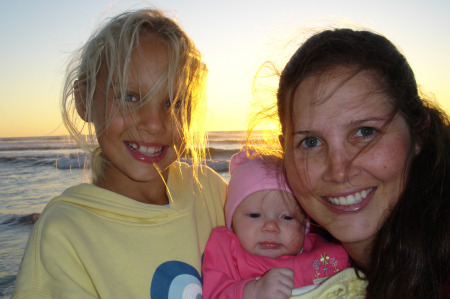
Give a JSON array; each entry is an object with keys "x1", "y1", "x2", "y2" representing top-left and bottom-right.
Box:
[
  {"x1": 232, "y1": 190, "x2": 305, "y2": 259},
  {"x1": 284, "y1": 68, "x2": 417, "y2": 263},
  {"x1": 92, "y1": 37, "x2": 181, "y2": 202}
]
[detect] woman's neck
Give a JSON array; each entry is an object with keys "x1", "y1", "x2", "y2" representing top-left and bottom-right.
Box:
[{"x1": 342, "y1": 239, "x2": 373, "y2": 268}]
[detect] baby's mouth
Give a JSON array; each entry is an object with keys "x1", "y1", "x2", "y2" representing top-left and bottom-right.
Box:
[
  {"x1": 259, "y1": 242, "x2": 281, "y2": 249},
  {"x1": 126, "y1": 142, "x2": 164, "y2": 157},
  {"x1": 326, "y1": 188, "x2": 373, "y2": 206}
]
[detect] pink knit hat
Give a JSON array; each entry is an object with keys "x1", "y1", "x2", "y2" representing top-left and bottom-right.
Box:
[{"x1": 225, "y1": 149, "x2": 295, "y2": 230}]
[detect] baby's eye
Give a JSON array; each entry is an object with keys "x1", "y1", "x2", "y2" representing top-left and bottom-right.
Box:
[
  {"x1": 354, "y1": 127, "x2": 377, "y2": 141},
  {"x1": 299, "y1": 137, "x2": 322, "y2": 149},
  {"x1": 282, "y1": 215, "x2": 294, "y2": 221},
  {"x1": 249, "y1": 213, "x2": 261, "y2": 219}
]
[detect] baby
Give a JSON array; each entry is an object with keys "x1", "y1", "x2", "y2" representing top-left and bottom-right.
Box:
[{"x1": 202, "y1": 149, "x2": 350, "y2": 298}]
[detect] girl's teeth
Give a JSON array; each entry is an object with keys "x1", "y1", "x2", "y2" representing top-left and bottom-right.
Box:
[
  {"x1": 128, "y1": 142, "x2": 162, "y2": 156},
  {"x1": 327, "y1": 188, "x2": 373, "y2": 206}
]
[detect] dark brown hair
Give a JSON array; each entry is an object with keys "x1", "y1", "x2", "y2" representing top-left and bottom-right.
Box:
[{"x1": 277, "y1": 29, "x2": 450, "y2": 298}]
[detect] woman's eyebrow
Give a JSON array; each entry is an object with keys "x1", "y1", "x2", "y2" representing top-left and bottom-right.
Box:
[
  {"x1": 292, "y1": 130, "x2": 313, "y2": 136},
  {"x1": 348, "y1": 116, "x2": 390, "y2": 127},
  {"x1": 292, "y1": 116, "x2": 390, "y2": 135}
]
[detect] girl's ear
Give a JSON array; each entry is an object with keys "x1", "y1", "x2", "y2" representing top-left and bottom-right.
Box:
[{"x1": 74, "y1": 80, "x2": 88, "y2": 122}]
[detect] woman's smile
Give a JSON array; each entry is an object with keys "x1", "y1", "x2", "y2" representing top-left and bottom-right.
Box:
[{"x1": 321, "y1": 187, "x2": 375, "y2": 213}]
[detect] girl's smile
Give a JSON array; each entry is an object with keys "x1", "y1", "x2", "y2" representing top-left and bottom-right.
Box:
[{"x1": 125, "y1": 141, "x2": 168, "y2": 164}]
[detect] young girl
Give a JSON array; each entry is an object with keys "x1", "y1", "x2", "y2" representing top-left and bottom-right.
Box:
[
  {"x1": 202, "y1": 149, "x2": 349, "y2": 298},
  {"x1": 13, "y1": 9, "x2": 226, "y2": 298}
]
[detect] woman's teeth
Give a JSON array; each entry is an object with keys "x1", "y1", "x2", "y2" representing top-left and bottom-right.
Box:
[
  {"x1": 127, "y1": 142, "x2": 163, "y2": 157},
  {"x1": 327, "y1": 188, "x2": 373, "y2": 206}
]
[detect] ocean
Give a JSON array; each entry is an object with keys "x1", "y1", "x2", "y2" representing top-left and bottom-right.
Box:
[{"x1": 0, "y1": 131, "x2": 251, "y2": 298}]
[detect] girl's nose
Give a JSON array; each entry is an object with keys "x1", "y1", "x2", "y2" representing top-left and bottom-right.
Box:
[
  {"x1": 138, "y1": 102, "x2": 167, "y2": 135},
  {"x1": 322, "y1": 146, "x2": 360, "y2": 183},
  {"x1": 262, "y1": 219, "x2": 280, "y2": 233}
]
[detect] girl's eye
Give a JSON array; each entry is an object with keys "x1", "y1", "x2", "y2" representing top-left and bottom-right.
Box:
[
  {"x1": 124, "y1": 94, "x2": 139, "y2": 103},
  {"x1": 299, "y1": 137, "x2": 322, "y2": 149},
  {"x1": 282, "y1": 215, "x2": 294, "y2": 221},
  {"x1": 165, "y1": 99, "x2": 182, "y2": 109},
  {"x1": 355, "y1": 127, "x2": 377, "y2": 140},
  {"x1": 249, "y1": 213, "x2": 261, "y2": 219}
]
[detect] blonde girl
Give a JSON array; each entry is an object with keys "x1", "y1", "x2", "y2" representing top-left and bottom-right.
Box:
[{"x1": 13, "y1": 9, "x2": 226, "y2": 299}]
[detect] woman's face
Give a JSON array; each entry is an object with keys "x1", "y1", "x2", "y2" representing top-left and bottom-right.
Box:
[{"x1": 284, "y1": 68, "x2": 417, "y2": 262}]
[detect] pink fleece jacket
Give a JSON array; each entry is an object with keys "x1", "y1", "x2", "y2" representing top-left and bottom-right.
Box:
[{"x1": 202, "y1": 227, "x2": 350, "y2": 299}]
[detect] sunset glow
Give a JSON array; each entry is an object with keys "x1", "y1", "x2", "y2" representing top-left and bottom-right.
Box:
[{"x1": 1, "y1": 0, "x2": 449, "y2": 137}]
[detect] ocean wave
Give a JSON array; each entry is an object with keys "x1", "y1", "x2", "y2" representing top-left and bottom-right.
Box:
[
  {"x1": 0, "y1": 142, "x2": 79, "y2": 152},
  {"x1": 55, "y1": 156, "x2": 87, "y2": 169},
  {"x1": 0, "y1": 153, "x2": 87, "y2": 169},
  {"x1": 207, "y1": 147, "x2": 239, "y2": 159},
  {"x1": 0, "y1": 213, "x2": 40, "y2": 226},
  {"x1": 0, "y1": 135, "x2": 79, "y2": 151},
  {"x1": 0, "y1": 136, "x2": 71, "y2": 142},
  {"x1": 207, "y1": 139, "x2": 245, "y2": 145},
  {"x1": 1, "y1": 154, "x2": 230, "y2": 172},
  {"x1": 0, "y1": 144, "x2": 79, "y2": 152},
  {"x1": 205, "y1": 160, "x2": 229, "y2": 172}
]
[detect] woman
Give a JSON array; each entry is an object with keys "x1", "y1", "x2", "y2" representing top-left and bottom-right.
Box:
[{"x1": 272, "y1": 29, "x2": 449, "y2": 298}]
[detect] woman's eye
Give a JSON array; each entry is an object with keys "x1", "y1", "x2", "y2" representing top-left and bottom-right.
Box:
[
  {"x1": 355, "y1": 127, "x2": 377, "y2": 140},
  {"x1": 124, "y1": 94, "x2": 139, "y2": 103},
  {"x1": 249, "y1": 213, "x2": 261, "y2": 219},
  {"x1": 299, "y1": 137, "x2": 322, "y2": 149}
]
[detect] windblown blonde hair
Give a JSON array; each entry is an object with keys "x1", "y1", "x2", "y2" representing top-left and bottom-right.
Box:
[{"x1": 61, "y1": 8, "x2": 207, "y2": 183}]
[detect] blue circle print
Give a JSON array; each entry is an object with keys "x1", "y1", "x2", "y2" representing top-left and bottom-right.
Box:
[{"x1": 151, "y1": 261, "x2": 202, "y2": 299}]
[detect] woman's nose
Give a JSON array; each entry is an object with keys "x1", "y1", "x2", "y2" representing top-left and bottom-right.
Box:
[{"x1": 322, "y1": 146, "x2": 359, "y2": 183}]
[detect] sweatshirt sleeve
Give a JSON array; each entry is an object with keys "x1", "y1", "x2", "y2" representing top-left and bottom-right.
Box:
[
  {"x1": 13, "y1": 202, "x2": 98, "y2": 298},
  {"x1": 202, "y1": 227, "x2": 254, "y2": 299}
]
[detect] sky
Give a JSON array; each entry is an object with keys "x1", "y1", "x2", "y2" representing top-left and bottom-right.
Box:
[{"x1": 1, "y1": 0, "x2": 449, "y2": 137}]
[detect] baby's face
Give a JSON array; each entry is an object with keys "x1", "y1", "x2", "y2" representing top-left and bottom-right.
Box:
[{"x1": 232, "y1": 190, "x2": 305, "y2": 259}]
